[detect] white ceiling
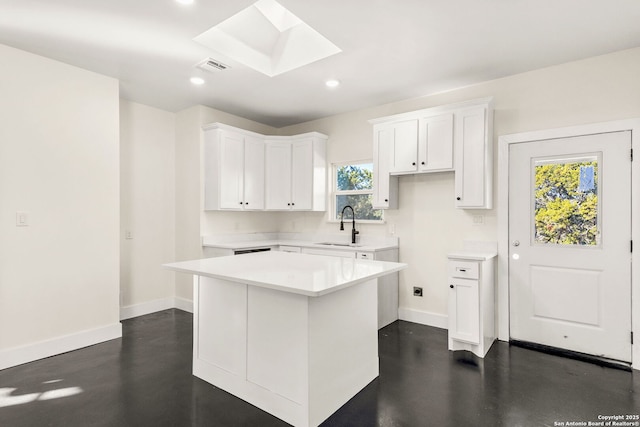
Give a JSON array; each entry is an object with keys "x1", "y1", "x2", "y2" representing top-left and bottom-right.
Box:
[{"x1": 2, "y1": 0, "x2": 640, "y2": 128}]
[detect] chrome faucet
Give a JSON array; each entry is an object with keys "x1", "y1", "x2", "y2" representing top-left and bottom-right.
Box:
[{"x1": 339, "y1": 205, "x2": 359, "y2": 244}]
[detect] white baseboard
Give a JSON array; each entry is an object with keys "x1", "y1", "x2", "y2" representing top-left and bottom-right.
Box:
[
  {"x1": 120, "y1": 297, "x2": 175, "y2": 320},
  {"x1": 0, "y1": 323, "x2": 122, "y2": 371},
  {"x1": 120, "y1": 297, "x2": 193, "y2": 321},
  {"x1": 398, "y1": 307, "x2": 448, "y2": 329},
  {"x1": 174, "y1": 297, "x2": 193, "y2": 313}
]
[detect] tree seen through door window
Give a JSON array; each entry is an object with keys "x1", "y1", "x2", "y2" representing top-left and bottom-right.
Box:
[{"x1": 534, "y1": 158, "x2": 598, "y2": 245}]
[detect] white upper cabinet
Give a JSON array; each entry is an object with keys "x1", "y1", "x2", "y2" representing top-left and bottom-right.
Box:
[
  {"x1": 265, "y1": 136, "x2": 327, "y2": 211},
  {"x1": 419, "y1": 113, "x2": 454, "y2": 172},
  {"x1": 388, "y1": 119, "x2": 419, "y2": 174},
  {"x1": 372, "y1": 125, "x2": 398, "y2": 209},
  {"x1": 264, "y1": 140, "x2": 292, "y2": 210},
  {"x1": 383, "y1": 114, "x2": 454, "y2": 175},
  {"x1": 291, "y1": 139, "x2": 314, "y2": 210},
  {"x1": 204, "y1": 126, "x2": 265, "y2": 211},
  {"x1": 454, "y1": 105, "x2": 492, "y2": 209},
  {"x1": 204, "y1": 123, "x2": 327, "y2": 212},
  {"x1": 370, "y1": 98, "x2": 492, "y2": 209},
  {"x1": 242, "y1": 137, "x2": 266, "y2": 209}
]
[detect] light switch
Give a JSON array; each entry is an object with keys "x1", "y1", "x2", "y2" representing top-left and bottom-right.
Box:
[
  {"x1": 125, "y1": 230, "x2": 133, "y2": 240},
  {"x1": 16, "y1": 211, "x2": 29, "y2": 227}
]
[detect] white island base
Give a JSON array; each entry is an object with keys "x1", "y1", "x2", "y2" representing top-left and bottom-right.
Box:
[{"x1": 193, "y1": 275, "x2": 378, "y2": 427}]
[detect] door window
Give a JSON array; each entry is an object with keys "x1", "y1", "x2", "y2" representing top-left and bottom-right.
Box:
[{"x1": 532, "y1": 154, "x2": 600, "y2": 246}]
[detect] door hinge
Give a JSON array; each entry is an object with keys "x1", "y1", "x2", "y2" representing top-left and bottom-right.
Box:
[
  {"x1": 632, "y1": 240, "x2": 634, "y2": 253},
  {"x1": 632, "y1": 331, "x2": 634, "y2": 345},
  {"x1": 631, "y1": 148, "x2": 634, "y2": 161}
]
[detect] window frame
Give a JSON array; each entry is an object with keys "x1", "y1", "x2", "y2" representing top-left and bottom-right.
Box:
[{"x1": 330, "y1": 160, "x2": 384, "y2": 224}]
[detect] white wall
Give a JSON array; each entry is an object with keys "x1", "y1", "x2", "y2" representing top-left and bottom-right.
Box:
[
  {"x1": 120, "y1": 100, "x2": 176, "y2": 317},
  {"x1": 0, "y1": 44, "x2": 121, "y2": 367},
  {"x1": 279, "y1": 46, "x2": 640, "y2": 324}
]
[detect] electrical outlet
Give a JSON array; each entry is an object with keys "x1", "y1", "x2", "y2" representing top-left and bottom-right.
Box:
[
  {"x1": 413, "y1": 286, "x2": 423, "y2": 297},
  {"x1": 16, "y1": 211, "x2": 29, "y2": 227}
]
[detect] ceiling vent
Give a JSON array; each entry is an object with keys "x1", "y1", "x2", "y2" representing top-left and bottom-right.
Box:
[{"x1": 196, "y1": 58, "x2": 230, "y2": 73}]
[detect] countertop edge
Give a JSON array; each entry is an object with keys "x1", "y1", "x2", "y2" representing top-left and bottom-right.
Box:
[
  {"x1": 163, "y1": 257, "x2": 407, "y2": 297},
  {"x1": 447, "y1": 251, "x2": 497, "y2": 261},
  {"x1": 202, "y1": 239, "x2": 399, "y2": 252}
]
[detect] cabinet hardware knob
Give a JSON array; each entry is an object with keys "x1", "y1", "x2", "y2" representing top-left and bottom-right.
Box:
[
  {"x1": 287, "y1": 203, "x2": 291, "y2": 206},
  {"x1": 384, "y1": 199, "x2": 389, "y2": 202},
  {"x1": 456, "y1": 197, "x2": 461, "y2": 201},
  {"x1": 291, "y1": 202, "x2": 295, "y2": 206},
  {"x1": 412, "y1": 162, "x2": 416, "y2": 166},
  {"x1": 239, "y1": 202, "x2": 243, "y2": 205},
  {"x1": 449, "y1": 285, "x2": 454, "y2": 289},
  {"x1": 421, "y1": 161, "x2": 425, "y2": 165}
]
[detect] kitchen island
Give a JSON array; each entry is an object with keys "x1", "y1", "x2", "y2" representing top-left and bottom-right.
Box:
[{"x1": 164, "y1": 251, "x2": 406, "y2": 427}]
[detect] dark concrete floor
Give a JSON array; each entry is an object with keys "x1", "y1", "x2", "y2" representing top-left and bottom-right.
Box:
[{"x1": 0, "y1": 309, "x2": 638, "y2": 427}]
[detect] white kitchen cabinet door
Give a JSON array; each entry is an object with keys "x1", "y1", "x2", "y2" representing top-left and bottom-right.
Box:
[
  {"x1": 447, "y1": 255, "x2": 495, "y2": 357},
  {"x1": 448, "y1": 277, "x2": 480, "y2": 345},
  {"x1": 389, "y1": 119, "x2": 419, "y2": 174},
  {"x1": 243, "y1": 136, "x2": 265, "y2": 210},
  {"x1": 419, "y1": 113, "x2": 454, "y2": 172},
  {"x1": 372, "y1": 125, "x2": 398, "y2": 209},
  {"x1": 291, "y1": 139, "x2": 313, "y2": 210},
  {"x1": 218, "y1": 131, "x2": 245, "y2": 209},
  {"x1": 265, "y1": 140, "x2": 293, "y2": 210},
  {"x1": 454, "y1": 106, "x2": 491, "y2": 208}
]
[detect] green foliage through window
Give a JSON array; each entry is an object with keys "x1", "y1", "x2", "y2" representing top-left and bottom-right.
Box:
[
  {"x1": 534, "y1": 159, "x2": 598, "y2": 245},
  {"x1": 335, "y1": 164, "x2": 383, "y2": 221}
]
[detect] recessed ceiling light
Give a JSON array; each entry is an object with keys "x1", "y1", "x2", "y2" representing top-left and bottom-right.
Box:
[
  {"x1": 176, "y1": 0, "x2": 194, "y2": 4},
  {"x1": 325, "y1": 79, "x2": 340, "y2": 88},
  {"x1": 190, "y1": 77, "x2": 205, "y2": 85}
]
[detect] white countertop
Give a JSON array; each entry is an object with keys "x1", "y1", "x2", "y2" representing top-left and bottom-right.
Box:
[
  {"x1": 201, "y1": 233, "x2": 399, "y2": 252},
  {"x1": 447, "y1": 250, "x2": 497, "y2": 261},
  {"x1": 164, "y1": 251, "x2": 407, "y2": 297},
  {"x1": 204, "y1": 239, "x2": 396, "y2": 252}
]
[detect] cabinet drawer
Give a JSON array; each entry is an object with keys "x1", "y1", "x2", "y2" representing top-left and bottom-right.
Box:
[{"x1": 448, "y1": 261, "x2": 479, "y2": 279}]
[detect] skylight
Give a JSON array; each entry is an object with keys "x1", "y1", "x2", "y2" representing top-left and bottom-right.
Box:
[{"x1": 193, "y1": 0, "x2": 341, "y2": 77}]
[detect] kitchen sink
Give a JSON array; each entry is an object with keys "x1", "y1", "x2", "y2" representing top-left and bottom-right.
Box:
[{"x1": 315, "y1": 242, "x2": 361, "y2": 247}]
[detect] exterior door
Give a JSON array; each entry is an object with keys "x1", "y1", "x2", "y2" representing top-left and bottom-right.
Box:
[{"x1": 509, "y1": 131, "x2": 632, "y2": 362}]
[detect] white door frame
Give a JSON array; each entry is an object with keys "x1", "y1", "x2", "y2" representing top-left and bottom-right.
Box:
[{"x1": 498, "y1": 119, "x2": 640, "y2": 370}]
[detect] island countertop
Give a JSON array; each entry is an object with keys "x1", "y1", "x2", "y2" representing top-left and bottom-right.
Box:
[{"x1": 163, "y1": 251, "x2": 407, "y2": 297}]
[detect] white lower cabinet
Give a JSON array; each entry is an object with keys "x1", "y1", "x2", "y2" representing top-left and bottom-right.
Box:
[
  {"x1": 301, "y1": 247, "x2": 356, "y2": 258},
  {"x1": 447, "y1": 254, "x2": 496, "y2": 357},
  {"x1": 300, "y1": 246, "x2": 399, "y2": 328},
  {"x1": 278, "y1": 245, "x2": 302, "y2": 253}
]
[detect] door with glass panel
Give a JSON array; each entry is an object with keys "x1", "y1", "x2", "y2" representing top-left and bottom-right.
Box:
[{"x1": 509, "y1": 131, "x2": 632, "y2": 362}]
